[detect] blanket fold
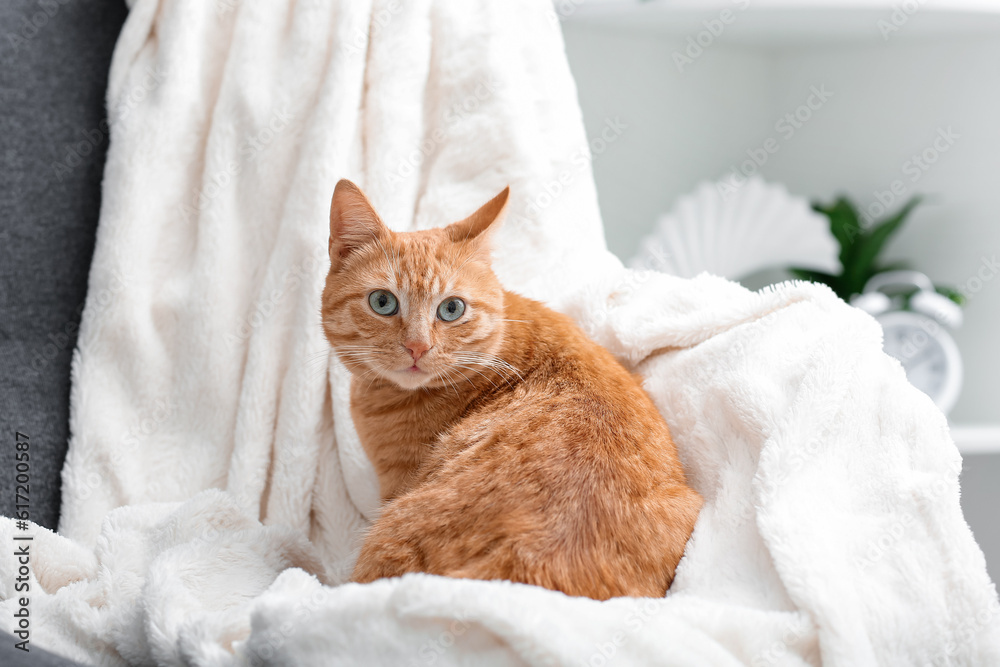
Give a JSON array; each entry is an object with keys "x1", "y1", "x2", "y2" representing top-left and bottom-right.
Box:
[{"x1": 1, "y1": 0, "x2": 998, "y2": 665}]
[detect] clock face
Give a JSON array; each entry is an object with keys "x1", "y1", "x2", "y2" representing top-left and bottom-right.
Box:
[{"x1": 877, "y1": 311, "x2": 963, "y2": 414}]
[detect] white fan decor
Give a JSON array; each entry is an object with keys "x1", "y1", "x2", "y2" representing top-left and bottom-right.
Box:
[{"x1": 629, "y1": 177, "x2": 839, "y2": 281}]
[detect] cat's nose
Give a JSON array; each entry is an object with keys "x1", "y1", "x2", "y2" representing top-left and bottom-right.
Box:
[{"x1": 403, "y1": 340, "x2": 430, "y2": 361}]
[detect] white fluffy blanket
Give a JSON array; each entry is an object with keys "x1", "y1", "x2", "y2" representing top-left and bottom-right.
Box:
[{"x1": 2, "y1": 0, "x2": 999, "y2": 665}]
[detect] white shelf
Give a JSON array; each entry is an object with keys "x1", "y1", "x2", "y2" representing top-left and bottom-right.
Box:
[
  {"x1": 952, "y1": 424, "x2": 1000, "y2": 455},
  {"x1": 563, "y1": 0, "x2": 1000, "y2": 46}
]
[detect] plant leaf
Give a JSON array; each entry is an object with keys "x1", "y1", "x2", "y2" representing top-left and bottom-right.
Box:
[
  {"x1": 816, "y1": 197, "x2": 863, "y2": 267},
  {"x1": 845, "y1": 196, "x2": 922, "y2": 296},
  {"x1": 935, "y1": 285, "x2": 966, "y2": 306}
]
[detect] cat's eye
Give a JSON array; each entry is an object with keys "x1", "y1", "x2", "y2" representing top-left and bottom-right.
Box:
[
  {"x1": 368, "y1": 290, "x2": 398, "y2": 316},
  {"x1": 437, "y1": 297, "x2": 465, "y2": 322}
]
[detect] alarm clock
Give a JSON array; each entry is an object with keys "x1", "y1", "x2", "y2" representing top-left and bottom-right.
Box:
[{"x1": 851, "y1": 271, "x2": 963, "y2": 414}]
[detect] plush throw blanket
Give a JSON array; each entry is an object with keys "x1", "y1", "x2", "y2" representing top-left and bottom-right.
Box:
[{"x1": 2, "y1": 0, "x2": 999, "y2": 664}]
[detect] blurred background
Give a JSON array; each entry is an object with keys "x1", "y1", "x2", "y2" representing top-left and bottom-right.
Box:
[{"x1": 559, "y1": 0, "x2": 999, "y2": 579}]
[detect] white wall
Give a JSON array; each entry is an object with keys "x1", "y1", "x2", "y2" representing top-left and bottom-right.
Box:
[
  {"x1": 563, "y1": 24, "x2": 1000, "y2": 424},
  {"x1": 562, "y1": 25, "x2": 774, "y2": 260}
]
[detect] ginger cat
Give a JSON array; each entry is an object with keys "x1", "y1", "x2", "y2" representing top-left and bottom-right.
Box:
[{"x1": 321, "y1": 179, "x2": 702, "y2": 600}]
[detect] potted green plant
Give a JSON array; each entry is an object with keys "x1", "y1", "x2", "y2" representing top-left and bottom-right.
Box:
[{"x1": 788, "y1": 195, "x2": 964, "y2": 307}]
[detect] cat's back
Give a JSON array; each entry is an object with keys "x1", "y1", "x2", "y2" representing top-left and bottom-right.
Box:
[
  {"x1": 452, "y1": 290, "x2": 692, "y2": 507},
  {"x1": 378, "y1": 292, "x2": 701, "y2": 599},
  {"x1": 485, "y1": 290, "x2": 677, "y2": 456},
  {"x1": 356, "y1": 292, "x2": 703, "y2": 599}
]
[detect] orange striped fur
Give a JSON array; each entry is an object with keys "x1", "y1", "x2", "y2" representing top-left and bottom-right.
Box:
[{"x1": 321, "y1": 180, "x2": 701, "y2": 600}]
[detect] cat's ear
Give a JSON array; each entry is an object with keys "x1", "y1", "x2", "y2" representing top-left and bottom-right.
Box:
[
  {"x1": 445, "y1": 186, "x2": 510, "y2": 245},
  {"x1": 329, "y1": 179, "x2": 389, "y2": 271}
]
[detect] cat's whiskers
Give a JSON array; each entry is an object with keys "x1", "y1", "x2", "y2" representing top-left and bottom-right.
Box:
[
  {"x1": 445, "y1": 365, "x2": 479, "y2": 390},
  {"x1": 334, "y1": 347, "x2": 380, "y2": 356},
  {"x1": 450, "y1": 362, "x2": 502, "y2": 391},
  {"x1": 339, "y1": 359, "x2": 379, "y2": 375},
  {"x1": 335, "y1": 353, "x2": 375, "y2": 363},
  {"x1": 334, "y1": 345, "x2": 383, "y2": 361},
  {"x1": 332, "y1": 348, "x2": 384, "y2": 382},
  {"x1": 444, "y1": 371, "x2": 464, "y2": 397},
  {"x1": 451, "y1": 358, "x2": 518, "y2": 392},
  {"x1": 452, "y1": 354, "x2": 506, "y2": 378},
  {"x1": 453, "y1": 351, "x2": 524, "y2": 383},
  {"x1": 433, "y1": 368, "x2": 464, "y2": 397},
  {"x1": 359, "y1": 366, "x2": 385, "y2": 394},
  {"x1": 300, "y1": 350, "x2": 331, "y2": 367},
  {"x1": 489, "y1": 357, "x2": 524, "y2": 381},
  {"x1": 298, "y1": 348, "x2": 337, "y2": 383}
]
